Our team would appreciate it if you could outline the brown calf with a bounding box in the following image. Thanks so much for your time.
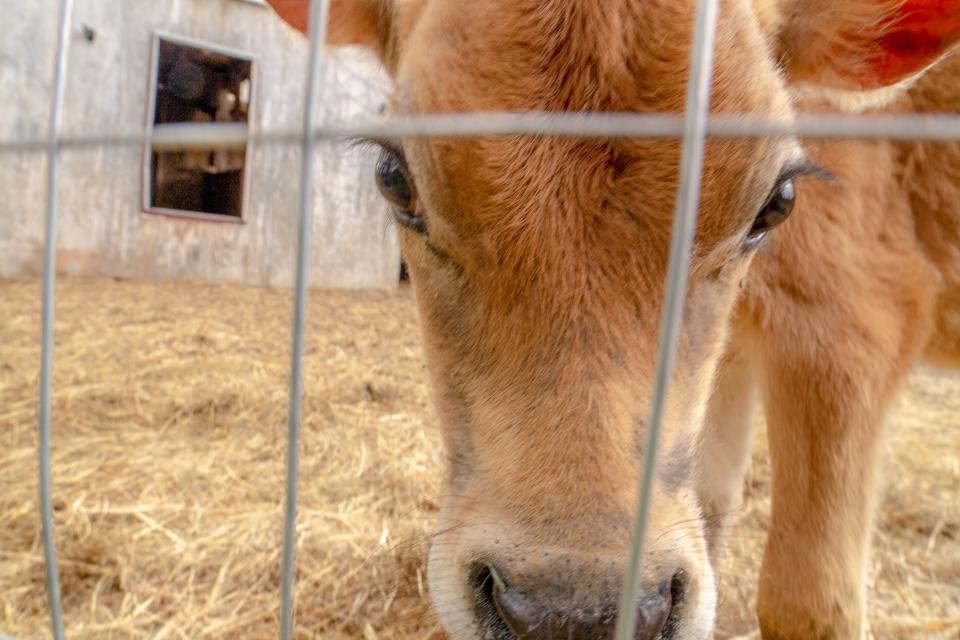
[269,1,960,638]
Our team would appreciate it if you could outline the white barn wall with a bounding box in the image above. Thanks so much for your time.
[0,0,400,289]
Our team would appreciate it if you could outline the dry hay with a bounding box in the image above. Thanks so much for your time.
[0,277,957,639]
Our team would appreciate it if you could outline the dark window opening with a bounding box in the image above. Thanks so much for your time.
[147,37,253,219]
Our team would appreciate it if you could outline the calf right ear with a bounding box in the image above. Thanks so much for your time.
[775,0,960,106]
[267,0,389,56]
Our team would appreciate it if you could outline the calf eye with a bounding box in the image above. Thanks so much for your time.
[744,178,795,250]
[375,148,425,233]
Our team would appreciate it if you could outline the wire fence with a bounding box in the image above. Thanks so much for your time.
[8,0,958,638]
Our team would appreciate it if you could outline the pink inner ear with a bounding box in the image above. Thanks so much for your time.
[267,0,310,35]
[864,0,960,87]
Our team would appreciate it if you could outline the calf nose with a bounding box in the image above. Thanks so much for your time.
[478,564,674,640]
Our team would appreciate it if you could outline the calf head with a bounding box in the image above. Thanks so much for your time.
[270,0,960,637]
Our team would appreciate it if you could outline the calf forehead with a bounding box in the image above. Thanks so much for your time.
[398,0,783,114]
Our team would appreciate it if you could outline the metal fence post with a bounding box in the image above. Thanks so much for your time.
[38,1,75,639]
[613,0,721,637]
[279,1,331,639]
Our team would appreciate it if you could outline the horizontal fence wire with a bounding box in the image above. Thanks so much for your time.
[5,112,960,154]
[613,0,719,636]
[38,0,74,639]
[279,0,331,639]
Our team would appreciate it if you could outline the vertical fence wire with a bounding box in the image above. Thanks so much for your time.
[279,1,331,638]
[613,0,720,636]
[38,1,75,639]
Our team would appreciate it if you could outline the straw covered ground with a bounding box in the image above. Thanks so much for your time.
[1,277,957,639]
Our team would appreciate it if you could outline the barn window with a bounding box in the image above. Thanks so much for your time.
[144,34,255,221]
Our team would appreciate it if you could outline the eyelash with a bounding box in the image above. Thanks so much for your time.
[350,136,402,156]
[778,161,834,185]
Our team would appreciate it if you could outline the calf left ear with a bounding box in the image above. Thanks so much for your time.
[778,0,960,93]
[266,0,388,55]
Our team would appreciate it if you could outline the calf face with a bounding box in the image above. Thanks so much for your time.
[269,0,960,637]
[371,4,794,637]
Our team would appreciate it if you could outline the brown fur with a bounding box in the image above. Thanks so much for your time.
[268,1,959,638]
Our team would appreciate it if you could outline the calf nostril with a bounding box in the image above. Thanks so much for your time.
[492,583,553,638]
[471,560,507,595]
[669,569,687,609]
[471,562,516,638]
[634,580,673,639]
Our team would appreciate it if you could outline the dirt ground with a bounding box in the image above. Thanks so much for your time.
[1,278,957,639]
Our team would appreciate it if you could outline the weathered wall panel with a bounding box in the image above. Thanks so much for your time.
[0,0,399,290]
